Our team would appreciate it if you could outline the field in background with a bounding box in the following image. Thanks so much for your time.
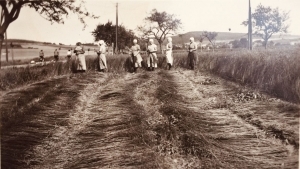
[1,43,98,63]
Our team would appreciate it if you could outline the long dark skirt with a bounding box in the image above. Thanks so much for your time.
[187,51,197,70]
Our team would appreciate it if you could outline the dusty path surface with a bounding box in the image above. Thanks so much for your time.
[1,69,299,169]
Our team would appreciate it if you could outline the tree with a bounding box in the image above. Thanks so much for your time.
[137,9,182,53]
[202,31,218,52]
[92,21,136,52]
[198,35,205,52]
[0,0,98,67]
[242,4,289,49]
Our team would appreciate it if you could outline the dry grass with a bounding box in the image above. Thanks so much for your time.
[171,47,300,103]
[1,74,87,168]
[1,72,160,168]
[165,70,298,168]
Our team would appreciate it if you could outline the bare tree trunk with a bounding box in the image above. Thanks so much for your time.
[159,43,162,54]
[0,36,3,68]
[264,40,267,49]
[5,31,8,62]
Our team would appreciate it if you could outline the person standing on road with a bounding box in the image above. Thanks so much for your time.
[74,42,86,72]
[187,37,198,70]
[130,39,142,73]
[147,39,158,71]
[54,49,59,62]
[98,40,107,72]
[39,50,45,66]
[165,37,173,70]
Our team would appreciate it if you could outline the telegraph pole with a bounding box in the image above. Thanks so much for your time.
[248,0,252,50]
[115,2,118,54]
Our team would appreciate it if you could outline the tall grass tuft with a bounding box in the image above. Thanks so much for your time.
[172,47,300,103]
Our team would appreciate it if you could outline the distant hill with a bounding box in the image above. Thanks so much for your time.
[4,32,300,47]
[5,39,49,44]
[170,31,300,44]
[3,39,98,50]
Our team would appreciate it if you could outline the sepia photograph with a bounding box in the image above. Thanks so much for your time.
[0,0,299,168]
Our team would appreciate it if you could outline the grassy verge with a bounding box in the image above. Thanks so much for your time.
[172,47,300,103]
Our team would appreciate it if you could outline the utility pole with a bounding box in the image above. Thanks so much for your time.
[115,2,118,54]
[248,0,252,50]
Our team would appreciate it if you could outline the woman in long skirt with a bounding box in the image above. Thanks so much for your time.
[98,40,107,72]
[74,42,86,72]
[165,37,173,70]
[187,37,198,70]
[130,39,142,73]
[147,39,158,71]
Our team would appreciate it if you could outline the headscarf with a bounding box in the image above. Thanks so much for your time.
[133,39,137,44]
[190,37,194,42]
[167,37,172,42]
[76,39,82,46]
[149,39,154,44]
[99,40,105,45]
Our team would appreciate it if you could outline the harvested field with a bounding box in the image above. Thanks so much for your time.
[1,68,298,168]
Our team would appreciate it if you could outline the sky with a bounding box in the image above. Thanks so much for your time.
[7,0,300,45]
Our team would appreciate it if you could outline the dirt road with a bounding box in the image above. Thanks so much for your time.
[1,69,299,168]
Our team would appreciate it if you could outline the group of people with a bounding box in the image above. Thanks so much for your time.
[38,49,61,65]
[130,36,198,72]
[38,36,198,72]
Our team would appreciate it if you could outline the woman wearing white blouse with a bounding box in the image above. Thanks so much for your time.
[187,37,198,70]
[147,39,158,71]
[98,40,107,72]
[74,42,86,72]
[165,37,173,70]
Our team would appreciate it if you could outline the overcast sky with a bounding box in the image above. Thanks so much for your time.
[8,0,300,45]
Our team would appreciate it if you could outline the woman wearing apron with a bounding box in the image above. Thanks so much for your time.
[98,40,107,72]
[130,39,142,73]
[165,37,173,70]
[147,39,158,71]
[74,42,86,72]
[187,37,198,70]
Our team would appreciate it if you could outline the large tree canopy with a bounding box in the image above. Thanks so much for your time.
[0,0,97,67]
[242,4,289,49]
[0,0,98,38]
[137,9,182,53]
[92,21,136,52]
